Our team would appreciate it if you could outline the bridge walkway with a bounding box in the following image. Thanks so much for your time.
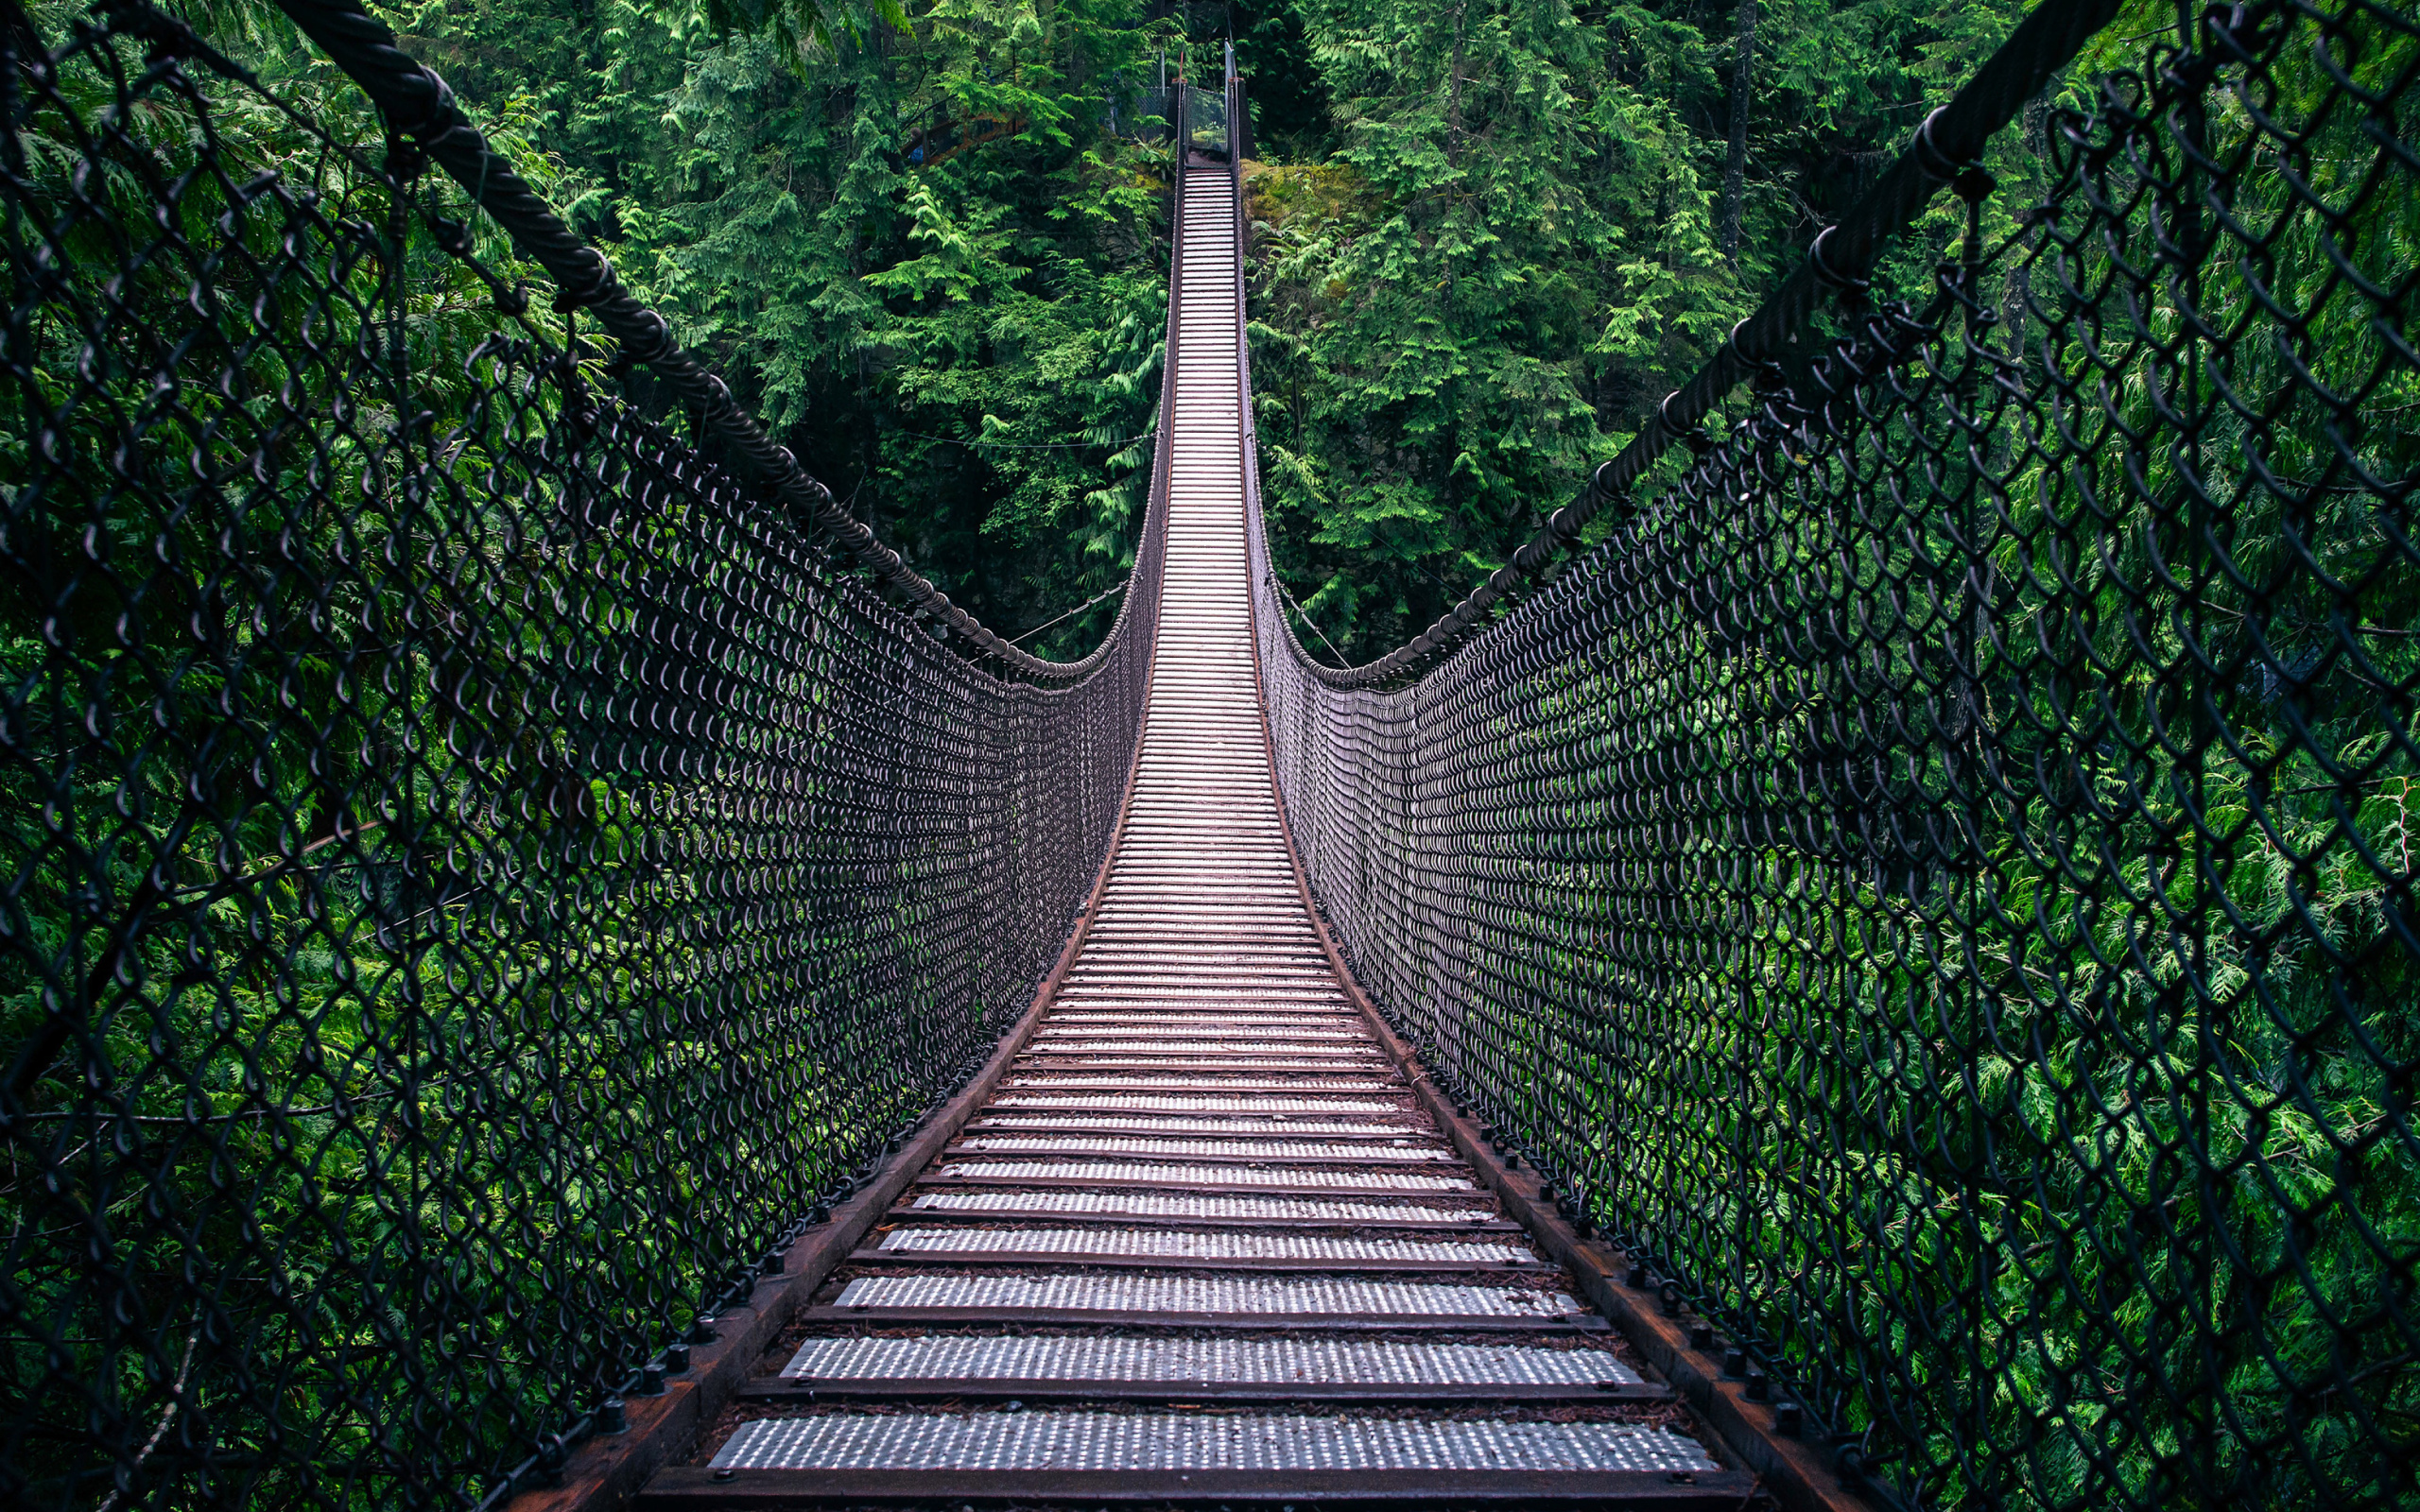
[635,156,1737,1509]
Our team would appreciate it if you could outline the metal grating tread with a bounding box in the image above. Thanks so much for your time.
[907,1191,1492,1222]
[1017,1057,1391,1071]
[1036,1024,1369,1040]
[874,1226,1534,1263]
[1025,1044,1387,1059]
[991,1093,1406,1113]
[713,1412,1716,1473]
[1006,1075,1404,1091]
[1047,1010,1357,1024]
[938,1160,1476,1190]
[775,1335,1640,1386]
[831,1273,1583,1317]
[971,1114,1412,1136]
[954,1135,1452,1160]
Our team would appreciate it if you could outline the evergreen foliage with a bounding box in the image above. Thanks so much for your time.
[1242,0,2037,658]
[223,0,2047,666]
[368,0,1180,660]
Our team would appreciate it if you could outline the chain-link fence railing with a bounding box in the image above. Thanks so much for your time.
[1248,1,2416,1506]
[0,3,1164,1505]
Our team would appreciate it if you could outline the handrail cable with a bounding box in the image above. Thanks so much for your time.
[1267,570,1347,665]
[1009,579,1131,644]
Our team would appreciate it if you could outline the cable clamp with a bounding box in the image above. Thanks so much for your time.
[1910,107,1977,182]
[1727,318,1785,388]
[1807,226,1870,296]
[553,247,615,310]
[1656,391,1716,456]
[386,66,461,149]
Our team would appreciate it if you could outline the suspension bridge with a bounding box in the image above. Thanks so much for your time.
[2,1,2412,1510]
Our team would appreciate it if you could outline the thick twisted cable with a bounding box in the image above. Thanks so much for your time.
[269,0,1132,683]
[1289,0,2124,689]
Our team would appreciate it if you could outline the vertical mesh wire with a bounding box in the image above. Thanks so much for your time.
[0,7,1158,1506]
[1251,2,2416,1505]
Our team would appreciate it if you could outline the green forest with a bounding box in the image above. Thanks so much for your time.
[4,0,2413,1507]
[197,0,2049,661]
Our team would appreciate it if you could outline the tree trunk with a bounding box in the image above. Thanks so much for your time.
[1719,0,1757,266]
[1997,88,2051,392]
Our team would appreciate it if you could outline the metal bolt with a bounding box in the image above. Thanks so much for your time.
[1776,1402,1804,1435]
[664,1343,691,1373]
[1625,1263,1650,1288]
[1746,1369,1771,1400]
[637,1365,666,1396]
[596,1397,627,1434]
[1723,1349,1748,1378]
[689,1316,717,1345]
[1689,1324,1714,1351]
[711,1467,735,1483]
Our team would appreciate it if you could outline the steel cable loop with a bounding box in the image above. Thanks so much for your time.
[0,4,1169,1505]
[1249,1,2419,1506]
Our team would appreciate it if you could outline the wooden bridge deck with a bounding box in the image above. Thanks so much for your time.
[634,158,1739,1509]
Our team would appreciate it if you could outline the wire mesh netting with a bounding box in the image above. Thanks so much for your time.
[0,5,1159,1505]
[1185,78,1230,159]
[1251,1,2415,1506]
